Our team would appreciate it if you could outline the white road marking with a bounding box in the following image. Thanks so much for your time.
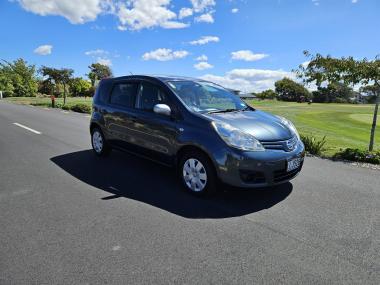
[43,107,50,110]
[13,123,41,134]
[85,115,91,118]
[61,111,69,114]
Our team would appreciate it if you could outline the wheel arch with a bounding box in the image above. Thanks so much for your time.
[90,122,101,133]
[176,145,218,176]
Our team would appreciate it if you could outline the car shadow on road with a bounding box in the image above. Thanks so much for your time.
[51,150,293,219]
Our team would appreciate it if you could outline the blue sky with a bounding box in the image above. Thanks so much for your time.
[1,0,379,92]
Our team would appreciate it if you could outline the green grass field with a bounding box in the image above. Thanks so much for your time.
[4,96,92,108]
[4,96,379,156]
[247,100,379,156]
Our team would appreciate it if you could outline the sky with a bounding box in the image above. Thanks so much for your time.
[0,0,379,92]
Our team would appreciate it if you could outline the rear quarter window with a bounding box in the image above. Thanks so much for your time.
[94,80,112,104]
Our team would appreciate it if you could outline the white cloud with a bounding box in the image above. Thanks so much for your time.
[194,61,213,70]
[117,25,128,31]
[15,0,195,30]
[116,0,188,30]
[85,49,108,56]
[231,50,269,61]
[301,61,311,68]
[352,0,358,3]
[142,48,189,61]
[231,8,239,13]
[34,45,53,55]
[16,0,103,24]
[97,57,112,66]
[312,0,320,6]
[179,7,193,19]
[194,13,214,23]
[196,54,208,61]
[161,21,189,29]
[190,36,219,45]
[85,48,112,66]
[190,0,215,12]
[201,68,293,92]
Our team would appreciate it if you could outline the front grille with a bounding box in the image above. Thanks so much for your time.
[261,141,285,150]
[261,136,298,152]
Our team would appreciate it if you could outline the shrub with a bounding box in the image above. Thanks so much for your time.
[69,103,91,113]
[300,134,326,155]
[62,105,70,110]
[333,148,380,164]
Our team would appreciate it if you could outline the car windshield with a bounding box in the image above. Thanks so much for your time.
[167,80,248,113]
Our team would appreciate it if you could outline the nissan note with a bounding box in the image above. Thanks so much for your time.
[90,75,305,195]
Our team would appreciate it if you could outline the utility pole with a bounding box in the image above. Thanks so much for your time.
[369,91,379,151]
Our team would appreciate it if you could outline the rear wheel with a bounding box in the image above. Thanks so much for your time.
[178,150,216,196]
[91,127,111,157]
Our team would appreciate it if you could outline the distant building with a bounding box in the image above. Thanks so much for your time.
[239,93,257,100]
[350,92,367,104]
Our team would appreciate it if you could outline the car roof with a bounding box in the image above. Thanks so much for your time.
[105,75,207,84]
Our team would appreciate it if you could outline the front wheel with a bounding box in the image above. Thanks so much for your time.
[91,127,111,157]
[178,151,216,196]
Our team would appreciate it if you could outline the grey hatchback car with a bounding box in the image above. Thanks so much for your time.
[90,75,305,195]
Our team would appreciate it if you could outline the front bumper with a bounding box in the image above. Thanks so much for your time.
[215,141,305,188]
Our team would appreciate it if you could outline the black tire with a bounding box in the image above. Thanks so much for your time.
[91,127,111,157]
[178,150,217,196]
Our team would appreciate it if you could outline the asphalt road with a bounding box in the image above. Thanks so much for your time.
[0,101,379,285]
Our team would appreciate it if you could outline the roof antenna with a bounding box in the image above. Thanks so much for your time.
[129,71,134,75]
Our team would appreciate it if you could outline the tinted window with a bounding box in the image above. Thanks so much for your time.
[94,79,112,104]
[110,83,138,108]
[167,81,247,113]
[136,83,167,111]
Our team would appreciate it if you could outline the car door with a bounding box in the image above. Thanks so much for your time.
[105,80,140,150]
[132,81,181,164]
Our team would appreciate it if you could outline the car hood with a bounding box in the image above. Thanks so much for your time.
[204,110,293,141]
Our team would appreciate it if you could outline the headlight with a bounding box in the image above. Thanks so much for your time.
[212,121,265,151]
[277,116,300,139]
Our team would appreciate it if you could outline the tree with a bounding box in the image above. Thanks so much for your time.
[0,58,38,97]
[275,78,311,102]
[40,66,73,105]
[0,68,14,97]
[361,85,380,104]
[256,89,277,100]
[312,82,354,103]
[87,63,112,87]
[297,51,380,151]
[69,77,92,97]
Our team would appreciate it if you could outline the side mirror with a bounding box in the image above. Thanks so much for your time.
[153,104,171,116]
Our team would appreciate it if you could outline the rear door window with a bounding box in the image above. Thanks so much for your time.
[110,82,138,108]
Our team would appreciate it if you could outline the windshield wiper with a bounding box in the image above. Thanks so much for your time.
[207,108,240,114]
[207,106,253,114]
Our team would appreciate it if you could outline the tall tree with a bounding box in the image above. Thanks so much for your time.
[69,77,92,97]
[312,82,355,103]
[275,78,311,102]
[87,63,113,87]
[40,66,74,105]
[256,89,277,100]
[297,51,380,151]
[0,58,38,97]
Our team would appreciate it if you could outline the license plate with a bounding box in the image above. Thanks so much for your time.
[287,158,302,172]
